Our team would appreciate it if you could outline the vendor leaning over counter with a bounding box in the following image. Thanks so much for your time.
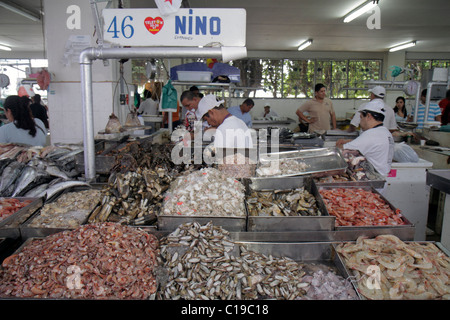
[196,94,254,148]
[337,99,394,178]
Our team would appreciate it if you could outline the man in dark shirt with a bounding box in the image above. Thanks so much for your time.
[30,94,49,129]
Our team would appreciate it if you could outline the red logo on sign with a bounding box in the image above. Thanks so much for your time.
[144,17,164,34]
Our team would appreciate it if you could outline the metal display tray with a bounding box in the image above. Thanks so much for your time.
[315,159,386,189]
[0,198,43,239]
[234,241,360,299]
[244,176,335,232]
[20,188,100,240]
[257,147,347,178]
[316,185,415,235]
[334,241,450,300]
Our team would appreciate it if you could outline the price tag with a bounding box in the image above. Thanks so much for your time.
[103,8,246,47]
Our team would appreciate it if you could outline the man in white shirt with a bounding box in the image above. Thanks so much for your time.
[349,86,398,133]
[196,95,254,148]
[340,99,394,177]
[261,103,278,119]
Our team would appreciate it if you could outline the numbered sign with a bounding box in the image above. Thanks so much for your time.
[103,8,246,47]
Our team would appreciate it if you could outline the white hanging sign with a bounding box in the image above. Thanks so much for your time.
[102,8,246,47]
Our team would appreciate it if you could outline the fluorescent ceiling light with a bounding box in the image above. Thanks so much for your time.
[0,44,12,51]
[0,0,41,22]
[298,39,313,51]
[389,41,416,52]
[344,1,378,23]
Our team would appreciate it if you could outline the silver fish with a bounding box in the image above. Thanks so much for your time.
[45,165,70,180]
[11,166,38,197]
[0,161,25,195]
[24,183,49,198]
[40,180,91,200]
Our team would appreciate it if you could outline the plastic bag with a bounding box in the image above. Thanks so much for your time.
[160,80,178,112]
[393,142,419,163]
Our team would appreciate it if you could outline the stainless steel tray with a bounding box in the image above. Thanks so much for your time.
[257,147,347,178]
[316,185,415,235]
[334,240,449,300]
[315,158,386,189]
[20,188,99,240]
[244,176,335,232]
[235,241,360,299]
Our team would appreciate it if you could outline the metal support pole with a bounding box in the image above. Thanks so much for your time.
[80,46,246,181]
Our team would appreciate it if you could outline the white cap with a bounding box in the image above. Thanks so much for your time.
[368,86,386,98]
[264,102,271,108]
[196,94,225,119]
[360,99,386,115]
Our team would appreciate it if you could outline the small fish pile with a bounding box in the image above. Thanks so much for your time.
[319,188,405,226]
[217,153,256,178]
[337,235,450,300]
[157,221,309,300]
[0,198,33,222]
[88,167,173,225]
[247,188,322,217]
[256,158,309,177]
[28,189,103,228]
[0,223,159,299]
[162,168,246,217]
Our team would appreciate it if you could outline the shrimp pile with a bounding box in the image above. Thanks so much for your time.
[337,235,450,300]
[0,223,159,299]
[319,188,404,226]
[0,198,33,222]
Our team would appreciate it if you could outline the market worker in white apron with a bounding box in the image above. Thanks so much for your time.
[196,95,254,149]
[338,99,394,177]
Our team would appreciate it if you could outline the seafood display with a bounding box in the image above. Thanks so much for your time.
[162,168,246,217]
[0,198,33,222]
[88,167,173,225]
[158,222,356,300]
[158,221,308,300]
[315,154,383,183]
[337,235,450,300]
[0,223,159,299]
[256,159,309,177]
[319,187,405,227]
[247,188,322,217]
[27,189,103,228]
[0,144,83,198]
[217,153,256,178]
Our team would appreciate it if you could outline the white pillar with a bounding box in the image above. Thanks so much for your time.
[43,0,131,144]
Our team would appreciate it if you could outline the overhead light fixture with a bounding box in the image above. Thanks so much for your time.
[389,41,416,52]
[298,39,313,51]
[0,0,41,22]
[0,44,12,51]
[343,0,378,23]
